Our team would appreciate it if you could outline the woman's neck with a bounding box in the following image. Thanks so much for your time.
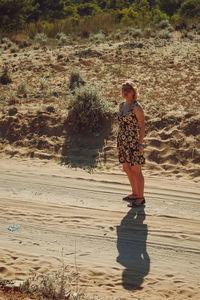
[125,98,136,105]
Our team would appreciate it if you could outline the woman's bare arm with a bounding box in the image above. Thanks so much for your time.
[134,105,145,147]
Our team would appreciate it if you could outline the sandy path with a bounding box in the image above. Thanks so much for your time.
[0,158,200,299]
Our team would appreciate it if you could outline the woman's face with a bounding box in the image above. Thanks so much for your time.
[122,84,134,101]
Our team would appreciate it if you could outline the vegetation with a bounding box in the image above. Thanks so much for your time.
[20,261,82,299]
[67,80,112,133]
[0,1,199,36]
[0,67,12,85]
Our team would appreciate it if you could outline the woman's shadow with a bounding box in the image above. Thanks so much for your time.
[116,206,150,290]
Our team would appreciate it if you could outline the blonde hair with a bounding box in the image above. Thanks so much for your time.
[122,81,137,101]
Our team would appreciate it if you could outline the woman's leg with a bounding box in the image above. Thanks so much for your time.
[123,162,139,196]
[130,165,144,200]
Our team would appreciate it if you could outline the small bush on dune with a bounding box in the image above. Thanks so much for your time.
[130,28,142,38]
[0,67,12,85]
[17,81,28,96]
[159,19,171,29]
[20,263,75,299]
[10,44,19,53]
[34,32,48,46]
[158,29,171,39]
[69,69,85,90]
[56,32,69,44]
[90,31,105,43]
[67,85,112,133]
[1,37,11,44]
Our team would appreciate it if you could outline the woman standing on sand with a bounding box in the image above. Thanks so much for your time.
[117,82,145,207]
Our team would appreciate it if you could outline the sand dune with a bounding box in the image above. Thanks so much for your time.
[0,32,200,181]
[0,157,200,299]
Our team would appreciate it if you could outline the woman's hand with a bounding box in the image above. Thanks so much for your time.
[138,146,144,154]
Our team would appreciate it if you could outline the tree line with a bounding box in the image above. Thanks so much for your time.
[0,0,199,33]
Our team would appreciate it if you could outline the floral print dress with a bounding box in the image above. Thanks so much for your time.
[117,101,145,166]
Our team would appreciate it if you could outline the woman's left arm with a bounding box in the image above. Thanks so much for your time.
[134,105,145,153]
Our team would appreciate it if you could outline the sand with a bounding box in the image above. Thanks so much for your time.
[0,30,200,299]
[0,157,200,299]
[0,31,200,181]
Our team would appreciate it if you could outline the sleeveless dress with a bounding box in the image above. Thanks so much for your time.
[117,101,145,166]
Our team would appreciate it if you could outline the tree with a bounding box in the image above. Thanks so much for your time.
[158,0,180,16]
[77,3,102,16]
[180,0,200,18]
[33,0,65,19]
[0,0,38,31]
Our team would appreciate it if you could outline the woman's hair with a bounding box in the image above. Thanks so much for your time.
[122,81,137,101]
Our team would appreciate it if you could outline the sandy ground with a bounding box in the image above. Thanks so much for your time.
[0,157,200,299]
[0,32,200,181]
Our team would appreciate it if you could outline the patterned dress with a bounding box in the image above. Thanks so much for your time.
[117,101,145,166]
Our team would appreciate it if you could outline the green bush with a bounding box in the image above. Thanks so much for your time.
[151,6,169,25]
[77,3,102,17]
[158,0,180,17]
[67,85,112,133]
[180,0,200,18]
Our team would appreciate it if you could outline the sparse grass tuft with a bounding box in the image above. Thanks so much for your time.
[17,81,28,97]
[40,77,48,90]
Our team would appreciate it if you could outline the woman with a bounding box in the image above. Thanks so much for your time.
[117,82,145,207]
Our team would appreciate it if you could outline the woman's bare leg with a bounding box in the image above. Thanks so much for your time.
[130,165,144,201]
[123,162,139,197]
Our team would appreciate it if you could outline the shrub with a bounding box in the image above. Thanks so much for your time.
[67,85,112,133]
[69,69,85,90]
[0,67,12,85]
[33,42,40,50]
[1,37,11,44]
[159,19,171,29]
[20,263,75,299]
[115,29,121,39]
[151,7,169,25]
[40,77,48,90]
[34,32,48,45]
[143,27,155,38]
[180,0,200,18]
[56,32,68,44]
[130,28,142,38]
[77,3,102,17]
[17,81,28,96]
[10,44,19,53]
[90,31,105,43]
[158,29,171,39]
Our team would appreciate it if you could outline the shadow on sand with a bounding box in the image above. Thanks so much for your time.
[61,120,113,169]
[116,206,150,290]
